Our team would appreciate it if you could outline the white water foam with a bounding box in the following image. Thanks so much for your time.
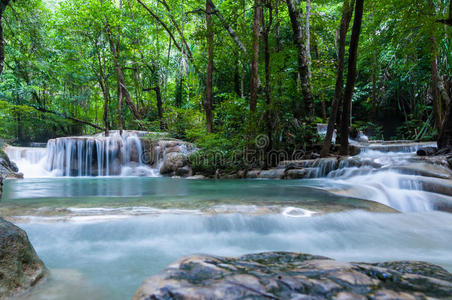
[4,131,160,178]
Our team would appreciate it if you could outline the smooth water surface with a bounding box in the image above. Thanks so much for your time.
[1,177,392,217]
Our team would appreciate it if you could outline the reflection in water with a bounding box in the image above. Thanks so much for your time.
[1,178,393,216]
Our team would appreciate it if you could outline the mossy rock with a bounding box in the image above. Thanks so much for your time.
[134,252,452,300]
[0,218,47,298]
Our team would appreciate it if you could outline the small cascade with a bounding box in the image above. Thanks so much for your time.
[300,141,452,212]
[4,146,50,177]
[5,131,162,178]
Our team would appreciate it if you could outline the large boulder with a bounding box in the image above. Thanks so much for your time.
[154,141,195,177]
[133,252,452,300]
[0,218,46,298]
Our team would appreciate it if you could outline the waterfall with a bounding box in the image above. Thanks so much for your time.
[300,141,451,212]
[3,146,49,178]
[5,131,161,178]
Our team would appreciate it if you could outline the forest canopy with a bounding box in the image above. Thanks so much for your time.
[0,0,451,162]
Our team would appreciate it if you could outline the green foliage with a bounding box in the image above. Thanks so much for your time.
[0,0,450,150]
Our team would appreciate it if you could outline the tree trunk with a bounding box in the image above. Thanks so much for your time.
[263,0,273,167]
[429,0,442,131]
[98,78,110,136]
[286,0,314,118]
[437,0,452,150]
[250,0,261,113]
[339,0,364,156]
[205,0,214,133]
[370,50,377,121]
[438,81,452,149]
[96,50,110,136]
[118,78,124,134]
[154,84,164,130]
[306,0,312,79]
[320,0,355,158]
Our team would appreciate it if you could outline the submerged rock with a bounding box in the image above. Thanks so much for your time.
[133,252,452,300]
[0,218,46,298]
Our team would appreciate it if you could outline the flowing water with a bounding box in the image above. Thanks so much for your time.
[4,131,159,178]
[2,137,452,300]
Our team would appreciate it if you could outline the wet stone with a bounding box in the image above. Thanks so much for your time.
[133,252,452,300]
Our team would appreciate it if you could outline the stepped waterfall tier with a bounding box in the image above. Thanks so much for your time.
[3,131,195,178]
[46,131,149,176]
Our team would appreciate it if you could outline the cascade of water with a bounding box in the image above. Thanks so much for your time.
[3,146,50,177]
[302,141,451,213]
[5,131,162,178]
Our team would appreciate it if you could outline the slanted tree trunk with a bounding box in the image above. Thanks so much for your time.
[204,0,214,133]
[320,0,355,158]
[286,0,314,118]
[339,0,364,156]
[207,0,247,55]
[250,0,261,113]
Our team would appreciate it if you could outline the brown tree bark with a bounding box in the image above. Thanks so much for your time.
[250,0,261,113]
[339,0,364,156]
[205,0,214,133]
[286,0,315,118]
[262,0,273,166]
[320,0,355,158]
[438,81,452,149]
[429,0,442,131]
[306,0,312,79]
[436,0,452,150]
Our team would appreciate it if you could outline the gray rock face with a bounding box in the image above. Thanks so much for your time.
[0,218,46,298]
[149,140,195,177]
[133,252,452,300]
[0,149,23,179]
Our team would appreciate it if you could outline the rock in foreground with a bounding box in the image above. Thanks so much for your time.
[134,252,452,300]
[0,218,46,298]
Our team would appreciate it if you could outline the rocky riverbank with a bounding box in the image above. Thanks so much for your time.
[0,218,46,298]
[134,251,452,300]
